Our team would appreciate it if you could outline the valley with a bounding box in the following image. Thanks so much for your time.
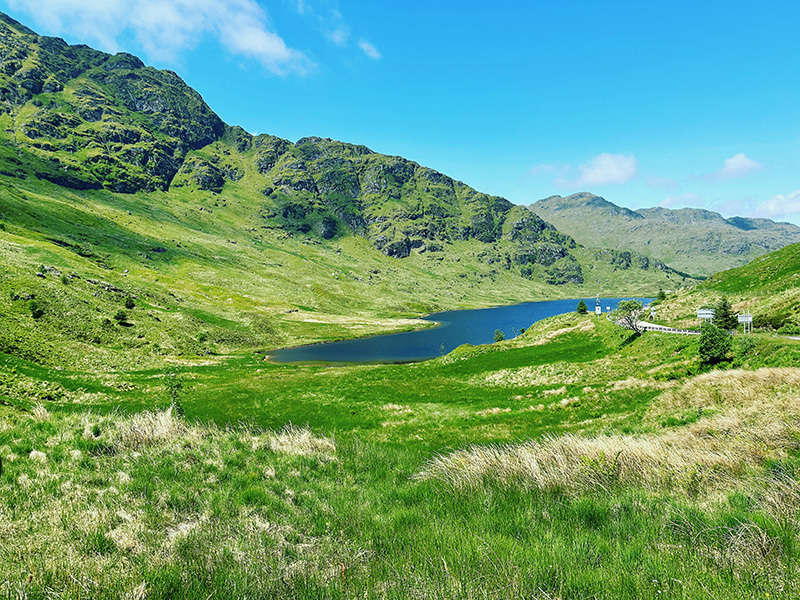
[0,10,799,600]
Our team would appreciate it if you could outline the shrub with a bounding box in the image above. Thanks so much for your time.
[699,323,732,365]
[28,299,44,319]
[576,300,588,314]
[124,296,135,310]
[493,329,505,342]
[113,309,128,323]
[735,335,756,363]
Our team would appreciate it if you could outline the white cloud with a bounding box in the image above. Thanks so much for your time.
[714,153,763,180]
[660,193,704,209]
[558,153,637,188]
[7,0,312,75]
[326,27,350,47]
[754,191,800,220]
[358,39,381,60]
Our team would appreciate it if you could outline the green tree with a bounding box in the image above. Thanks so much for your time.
[612,299,644,334]
[576,299,588,314]
[715,296,737,330]
[124,296,135,310]
[699,323,732,365]
[656,288,667,302]
[493,329,505,342]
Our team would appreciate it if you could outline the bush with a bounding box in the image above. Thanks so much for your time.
[28,299,44,319]
[124,296,135,310]
[735,335,756,364]
[576,300,588,314]
[113,309,128,323]
[493,329,505,342]
[699,323,732,365]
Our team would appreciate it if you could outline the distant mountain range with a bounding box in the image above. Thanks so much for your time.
[529,193,800,276]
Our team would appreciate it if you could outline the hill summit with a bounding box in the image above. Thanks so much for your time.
[530,193,800,276]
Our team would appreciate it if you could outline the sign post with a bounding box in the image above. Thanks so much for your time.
[738,313,753,335]
[697,309,715,328]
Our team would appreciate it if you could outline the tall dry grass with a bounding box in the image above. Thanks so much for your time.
[418,367,800,512]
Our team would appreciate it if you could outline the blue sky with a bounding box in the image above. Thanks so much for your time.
[2,0,800,224]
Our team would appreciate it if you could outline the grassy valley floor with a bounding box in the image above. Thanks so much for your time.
[2,312,800,598]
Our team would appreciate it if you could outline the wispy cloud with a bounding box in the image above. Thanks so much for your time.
[289,0,379,59]
[660,193,704,209]
[8,0,312,75]
[713,153,763,181]
[530,164,561,177]
[556,153,637,188]
[754,191,800,220]
[358,39,381,60]
[326,27,350,47]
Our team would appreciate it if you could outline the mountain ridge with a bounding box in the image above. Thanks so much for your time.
[530,193,800,276]
[0,12,685,291]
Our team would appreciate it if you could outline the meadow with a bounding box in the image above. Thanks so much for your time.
[2,309,800,599]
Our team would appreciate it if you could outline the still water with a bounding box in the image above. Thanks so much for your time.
[270,298,646,364]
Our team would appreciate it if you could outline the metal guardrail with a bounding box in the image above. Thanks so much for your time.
[638,324,700,335]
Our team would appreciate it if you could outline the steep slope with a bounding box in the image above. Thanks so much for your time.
[530,193,800,276]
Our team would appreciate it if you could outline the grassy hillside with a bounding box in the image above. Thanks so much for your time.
[652,242,800,333]
[530,193,800,277]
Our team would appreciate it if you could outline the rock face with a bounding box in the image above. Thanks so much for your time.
[0,13,224,193]
[252,135,573,254]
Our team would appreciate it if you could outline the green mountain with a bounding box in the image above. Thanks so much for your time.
[529,193,800,277]
[0,13,689,368]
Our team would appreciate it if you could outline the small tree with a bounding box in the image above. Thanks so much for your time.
[656,288,667,302]
[715,296,737,330]
[124,296,135,310]
[576,299,588,314]
[493,329,505,342]
[612,299,644,334]
[699,323,732,365]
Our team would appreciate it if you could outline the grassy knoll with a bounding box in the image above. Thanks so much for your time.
[3,310,800,598]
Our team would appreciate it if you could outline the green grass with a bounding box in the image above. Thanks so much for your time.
[2,378,799,599]
[2,304,800,598]
[651,242,800,333]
